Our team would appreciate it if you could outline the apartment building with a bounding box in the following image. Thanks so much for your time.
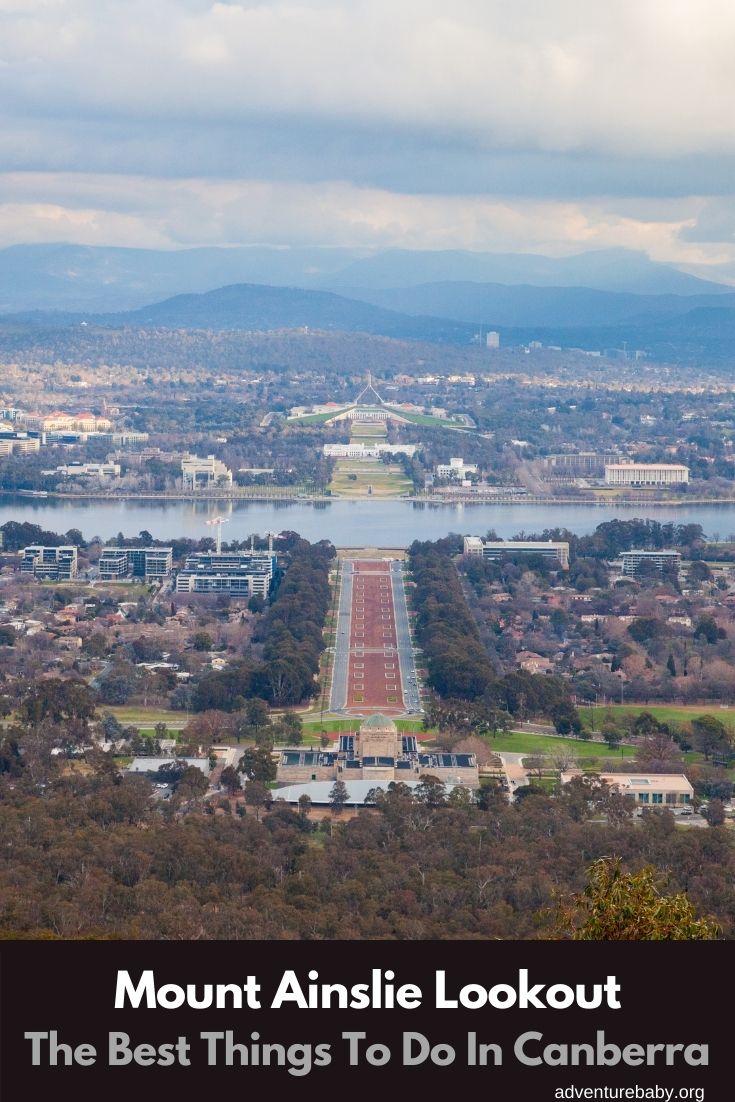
[620,549,682,577]
[21,545,78,581]
[175,550,276,596]
[98,547,173,581]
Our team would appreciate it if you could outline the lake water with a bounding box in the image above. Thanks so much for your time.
[4,496,735,546]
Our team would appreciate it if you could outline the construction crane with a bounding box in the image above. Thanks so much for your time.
[205,515,230,554]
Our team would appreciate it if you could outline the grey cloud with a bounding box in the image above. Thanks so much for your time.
[1,1,735,261]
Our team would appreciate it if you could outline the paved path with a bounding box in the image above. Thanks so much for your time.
[329,554,421,717]
[497,751,529,801]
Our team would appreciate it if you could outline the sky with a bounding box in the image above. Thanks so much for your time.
[2,0,735,276]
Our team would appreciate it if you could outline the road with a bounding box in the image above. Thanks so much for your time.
[329,559,353,712]
[390,560,421,714]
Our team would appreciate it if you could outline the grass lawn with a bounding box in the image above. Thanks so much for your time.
[105,706,186,727]
[386,408,465,429]
[301,717,422,733]
[351,422,387,438]
[328,459,413,498]
[486,731,638,760]
[287,411,339,425]
[589,704,735,728]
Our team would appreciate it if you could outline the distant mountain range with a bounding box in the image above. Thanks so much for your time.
[6,279,735,365]
[0,243,730,314]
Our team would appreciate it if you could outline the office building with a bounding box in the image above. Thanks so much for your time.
[181,454,232,489]
[486,331,500,349]
[620,550,681,577]
[51,462,121,478]
[463,536,570,569]
[0,432,40,456]
[21,545,78,581]
[98,547,173,581]
[604,463,689,486]
[544,451,623,473]
[436,457,478,480]
[175,550,276,596]
[323,442,417,458]
[561,772,693,808]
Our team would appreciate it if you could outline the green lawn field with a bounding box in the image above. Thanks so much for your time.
[486,731,638,760]
[328,459,413,498]
[589,704,735,728]
[105,707,186,727]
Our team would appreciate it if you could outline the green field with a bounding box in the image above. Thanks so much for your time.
[328,459,413,498]
[588,704,735,728]
[486,731,638,760]
[350,422,388,438]
[105,707,186,727]
[301,717,420,733]
[287,411,338,425]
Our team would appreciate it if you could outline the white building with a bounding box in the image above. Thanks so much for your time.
[604,463,689,486]
[486,331,500,349]
[436,457,478,480]
[323,442,417,459]
[181,454,232,489]
[51,462,121,478]
[620,550,681,577]
[561,772,693,809]
[20,545,78,581]
[464,536,570,569]
[98,547,173,580]
[175,550,276,596]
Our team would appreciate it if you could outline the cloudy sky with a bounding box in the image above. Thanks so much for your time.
[2,0,735,275]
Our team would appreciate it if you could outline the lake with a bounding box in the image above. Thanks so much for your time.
[3,496,735,545]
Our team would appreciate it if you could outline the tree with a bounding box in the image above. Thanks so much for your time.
[220,765,241,793]
[666,653,677,678]
[690,715,732,761]
[21,678,96,727]
[193,631,213,652]
[297,793,312,818]
[277,713,303,746]
[702,799,726,827]
[328,779,349,816]
[244,779,271,820]
[98,673,134,706]
[555,858,720,940]
[238,746,277,783]
[414,774,446,808]
[694,616,723,645]
[601,722,623,751]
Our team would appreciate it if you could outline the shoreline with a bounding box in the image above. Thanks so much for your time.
[3,489,735,508]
